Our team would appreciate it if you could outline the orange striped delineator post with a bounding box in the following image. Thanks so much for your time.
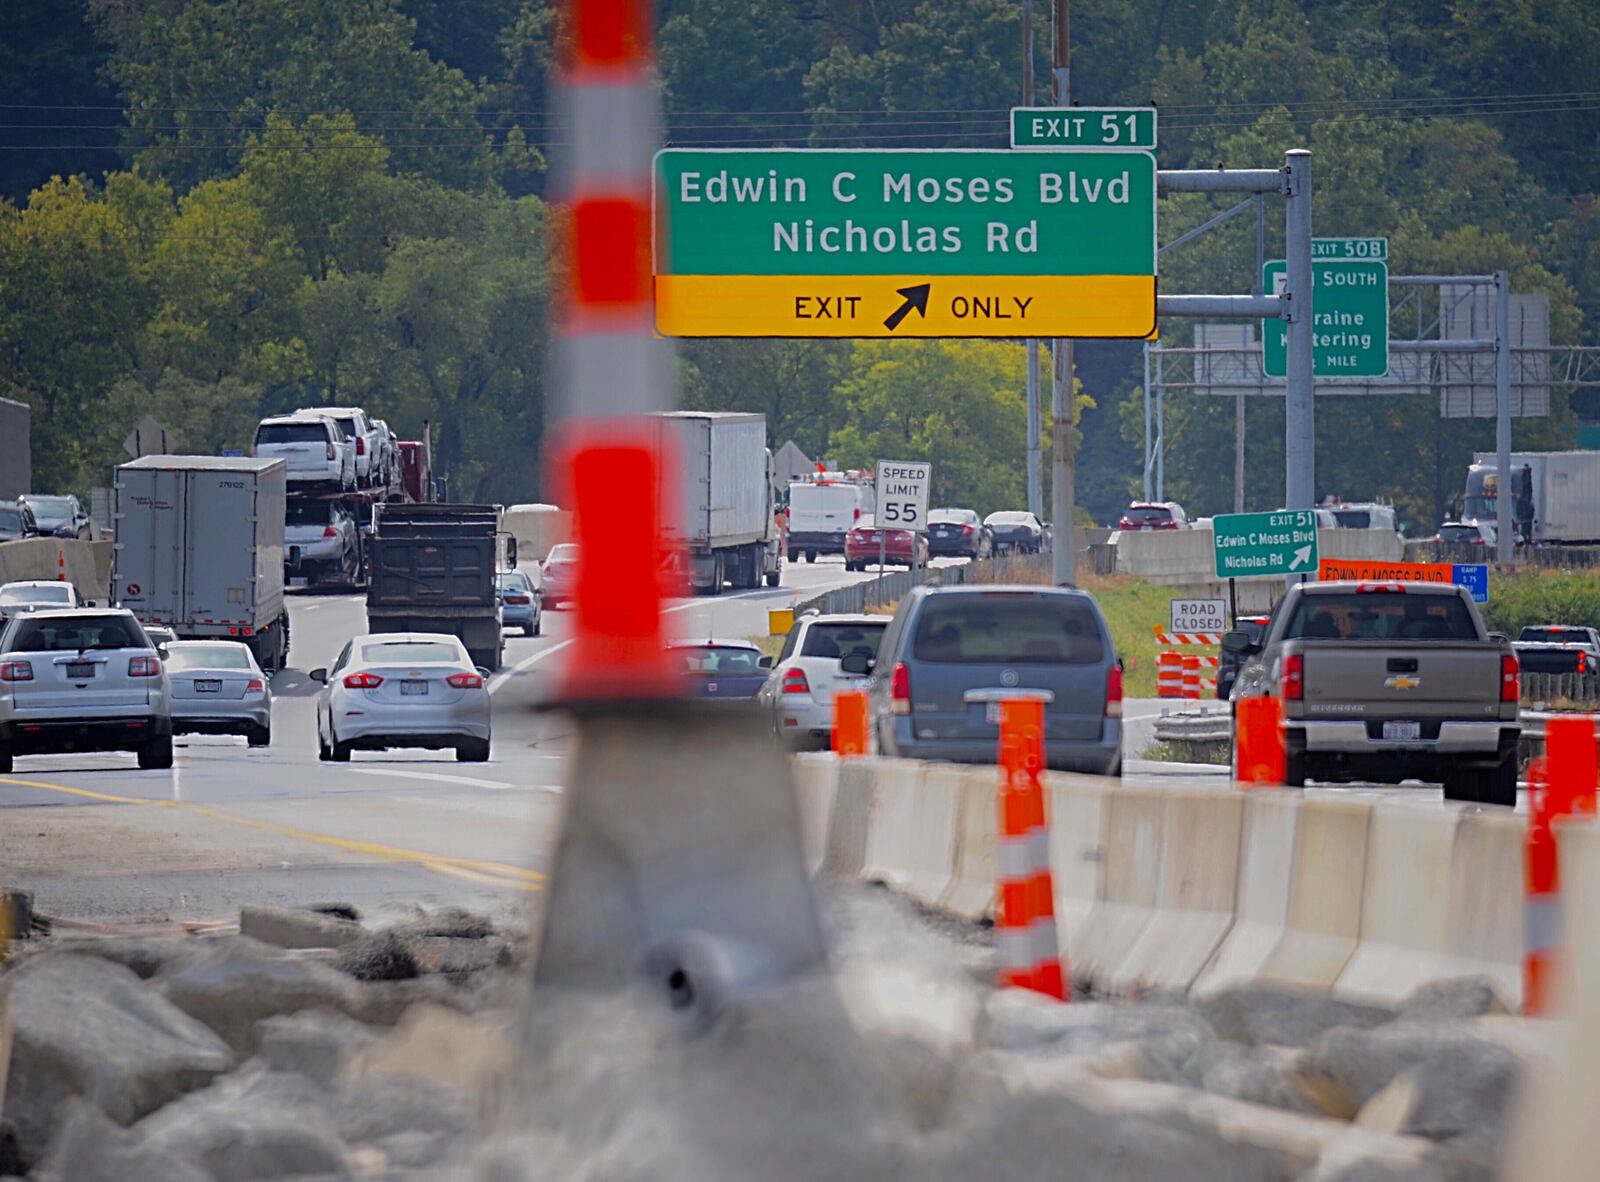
[832,690,869,757]
[1234,695,1286,786]
[56,548,66,582]
[997,696,1066,1000]
[1180,653,1201,700]
[1156,651,1183,698]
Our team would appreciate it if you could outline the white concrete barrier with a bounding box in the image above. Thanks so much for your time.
[790,753,840,874]
[1191,791,1301,998]
[1259,795,1371,989]
[1442,807,1524,1009]
[941,765,998,920]
[863,762,962,908]
[1066,784,1164,989]
[821,756,884,879]
[1109,787,1243,995]
[0,538,111,602]
[501,504,571,564]
[1044,772,1110,955]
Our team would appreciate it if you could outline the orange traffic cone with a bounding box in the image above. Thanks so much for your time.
[997,696,1066,1000]
[832,690,868,757]
[1235,696,1286,786]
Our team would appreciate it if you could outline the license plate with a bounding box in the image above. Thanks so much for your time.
[195,679,222,693]
[1382,721,1421,741]
[66,662,94,679]
[401,680,429,696]
[986,703,1001,725]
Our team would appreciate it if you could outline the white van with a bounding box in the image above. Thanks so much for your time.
[787,479,875,562]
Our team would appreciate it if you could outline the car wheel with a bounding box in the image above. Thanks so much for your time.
[331,736,353,762]
[0,745,11,774]
[317,733,332,761]
[138,733,174,770]
[1283,743,1309,788]
[524,621,536,637]
[457,737,491,763]
[765,570,781,587]
[247,724,271,748]
[805,551,816,564]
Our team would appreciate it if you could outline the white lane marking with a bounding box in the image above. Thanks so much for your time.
[347,767,517,791]
[488,639,573,695]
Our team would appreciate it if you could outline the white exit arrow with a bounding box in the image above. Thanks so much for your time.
[1288,544,1313,571]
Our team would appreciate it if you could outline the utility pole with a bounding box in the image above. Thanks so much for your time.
[1283,149,1314,518]
[1050,0,1074,585]
[1023,0,1042,520]
[1495,268,1513,568]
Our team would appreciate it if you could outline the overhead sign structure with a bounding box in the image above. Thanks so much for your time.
[1263,237,1389,378]
[875,460,932,530]
[1212,510,1320,580]
[654,149,1157,339]
[1318,558,1490,603]
[1170,597,1228,635]
[1010,106,1157,151]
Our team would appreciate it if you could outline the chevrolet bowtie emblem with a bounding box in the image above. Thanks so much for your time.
[1384,675,1421,690]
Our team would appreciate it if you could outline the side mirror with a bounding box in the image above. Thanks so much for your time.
[758,655,773,668]
[840,651,873,676]
[1221,630,1254,654]
[476,667,491,679]
[156,645,169,659]
[309,667,329,684]
[85,600,97,608]
[507,538,519,565]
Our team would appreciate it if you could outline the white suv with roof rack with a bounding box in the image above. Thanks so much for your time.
[296,406,383,488]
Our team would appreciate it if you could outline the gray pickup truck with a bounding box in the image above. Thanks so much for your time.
[1226,581,1519,805]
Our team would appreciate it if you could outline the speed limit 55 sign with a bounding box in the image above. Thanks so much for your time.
[875,460,932,531]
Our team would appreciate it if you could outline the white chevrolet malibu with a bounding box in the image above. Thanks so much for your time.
[311,633,490,763]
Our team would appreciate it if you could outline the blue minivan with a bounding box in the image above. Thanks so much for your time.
[845,584,1122,775]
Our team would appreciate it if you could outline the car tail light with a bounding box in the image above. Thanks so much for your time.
[1106,663,1123,717]
[782,668,809,695]
[128,656,161,677]
[890,661,911,715]
[323,526,338,538]
[1283,653,1304,701]
[962,524,974,535]
[1579,651,1589,674]
[447,672,484,689]
[355,435,365,455]
[0,660,33,682]
[1501,654,1519,702]
[1118,517,1134,529]
[326,442,336,461]
[245,678,265,693]
[504,594,530,605]
[344,672,383,689]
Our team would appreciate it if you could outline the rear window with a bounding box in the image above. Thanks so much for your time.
[1520,627,1587,643]
[497,572,532,591]
[257,421,329,445]
[987,512,1035,527]
[1438,525,1482,543]
[285,500,334,525]
[360,641,461,663]
[546,544,578,563]
[1281,592,1479,641]
[928,510,975,525]
[912,594,1106,664]
[7,615,146,653]
[1332,509,1372,529]
[329,417,358,438]
[673,645,764,675]
[166,644,253,671]
[1123,506,1172,523]
[801,622,886,660]
[0,584,72,605]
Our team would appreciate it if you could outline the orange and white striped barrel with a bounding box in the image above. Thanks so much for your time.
[1525,756,1560,1015]
[997,695,1066,1000]
[1180,653,1201,700]
[1156,651,1183,698]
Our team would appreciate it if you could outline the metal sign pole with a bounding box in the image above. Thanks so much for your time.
[1495,268,1513,568]
[1283,149,1315,517]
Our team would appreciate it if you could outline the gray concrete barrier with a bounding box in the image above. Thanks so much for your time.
[0,538,112,602]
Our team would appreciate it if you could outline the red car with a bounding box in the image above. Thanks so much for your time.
[844,516,928,571]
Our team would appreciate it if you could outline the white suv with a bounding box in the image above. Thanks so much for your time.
[253,414,355,490]
[297,406,383,487]
[0,608,173,771]
[756,612,889,749]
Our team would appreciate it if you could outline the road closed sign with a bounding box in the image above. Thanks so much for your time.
[875,460,931,530]
[1170,598,1227,634]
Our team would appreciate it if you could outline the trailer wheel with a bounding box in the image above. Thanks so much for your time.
[765,569,781,588]
[804,551,816,564]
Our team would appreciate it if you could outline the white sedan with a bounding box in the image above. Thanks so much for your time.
[311,633,490,763]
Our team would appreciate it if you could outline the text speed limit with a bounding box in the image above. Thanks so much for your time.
[875,459,932,531]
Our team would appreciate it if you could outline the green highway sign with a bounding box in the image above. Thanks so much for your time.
[1212,510,1320,580]
[1010,107,1157,150]
[653,149,1157,339]
[1263,237,1389,378]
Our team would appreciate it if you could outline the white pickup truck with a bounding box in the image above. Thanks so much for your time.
[1227,581,1520,805]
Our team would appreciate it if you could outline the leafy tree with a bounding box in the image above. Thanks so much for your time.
[679,340,850,459]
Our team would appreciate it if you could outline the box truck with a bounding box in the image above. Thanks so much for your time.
[652,412,781,595]
[113,456,290,670]
[1464,451,1600,544]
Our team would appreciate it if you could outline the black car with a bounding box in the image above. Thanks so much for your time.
[925,508,992,559]
[0,501,39,542]
[983,510,1045,554]
[1218,615,1270,700]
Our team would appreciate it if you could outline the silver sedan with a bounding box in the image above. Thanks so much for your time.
[311,633,491,763]
[164,640,273,747]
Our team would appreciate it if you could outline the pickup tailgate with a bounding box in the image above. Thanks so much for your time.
[1515,643,1590,675]
[1300,641,1505,719]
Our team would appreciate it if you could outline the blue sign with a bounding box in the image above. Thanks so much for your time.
[1451,563,1489,603]
[221,448,243,457]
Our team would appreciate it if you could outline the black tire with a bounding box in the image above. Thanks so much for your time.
[456,737,491,763]
[532,617,542,636]
[804,551,816,564]
[765,570,781,587]
[523,621,536,637]
[331,737,353,762]
[138,733,174,770]
[1283,742,1309,788]
[0,746,11,774]
[317,734,332,761]
[247,724,271,748]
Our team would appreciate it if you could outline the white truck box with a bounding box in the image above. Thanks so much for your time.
[650,412,778,593]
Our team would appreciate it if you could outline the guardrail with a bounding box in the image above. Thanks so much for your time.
[790,550,1055,617]
[1405,539,1600,569]
[1522,672,1600,707]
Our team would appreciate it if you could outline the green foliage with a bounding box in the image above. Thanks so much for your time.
[1479,569,1600,641]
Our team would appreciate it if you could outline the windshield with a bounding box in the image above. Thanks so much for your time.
[360,641,462,664]
[1281,592,1479,641]
[1122,506,1172,523]
[673,645,764,675]
[1332,509,1372,528]
[800,622,885,660]
[0,585,72,606]
[546,544,578,563]
[165,643,254,671]
[6,615,146,653]
[913,594,1105,664]
[257,421,329,445]
[27,496,73,518]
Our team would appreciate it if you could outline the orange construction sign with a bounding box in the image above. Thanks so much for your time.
[1317,558,1455,584]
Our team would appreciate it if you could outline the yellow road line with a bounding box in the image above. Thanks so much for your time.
[0,774,544,892]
